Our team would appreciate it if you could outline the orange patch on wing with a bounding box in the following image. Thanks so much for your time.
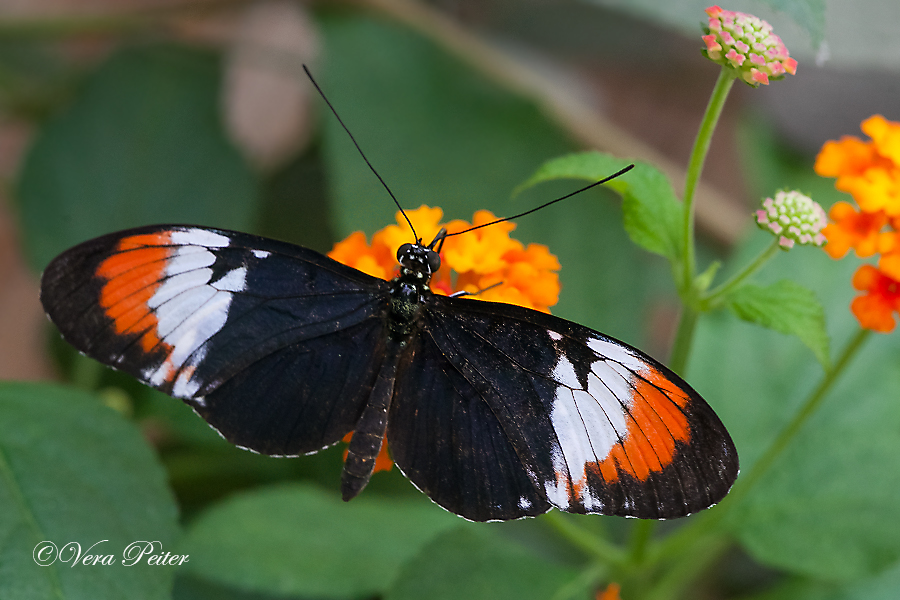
[117,232,173,250]
[588,366,691,483]
[96,232,173,354]
[96,246,168,279]
[98,259,167,309]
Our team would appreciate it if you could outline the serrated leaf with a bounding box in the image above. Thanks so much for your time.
[17,45,259,272]
[179,483,461,599]
[516,151,683,261]
[386,527,581,600]
[0,382,180,600]
[726,280,830,368]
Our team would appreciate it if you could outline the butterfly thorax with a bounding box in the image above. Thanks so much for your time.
[388,242,438,343]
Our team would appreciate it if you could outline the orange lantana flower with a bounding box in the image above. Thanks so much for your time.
[815,115,900,217]
[817,115,900,332]
[328,205,562,312]
[851,265,900,333]
[821,201,886,259]
[332,205,562,471]
[597,582,622,600]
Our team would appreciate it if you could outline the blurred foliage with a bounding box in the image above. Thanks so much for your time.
[17,45,259,271]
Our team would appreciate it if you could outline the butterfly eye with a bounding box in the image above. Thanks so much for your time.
[426,249,441,273]
[397,243,413,262]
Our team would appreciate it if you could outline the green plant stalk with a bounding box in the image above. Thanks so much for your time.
[725,326,872,505]
[645,533,729,600]
[552,562,608,600]
[680,68,737,295]
[644,327,873,594]
[668,68,737,375]
[543,511,626,567]
[668,304,699,376]
[700,239,781,310]
[627,518,655,565]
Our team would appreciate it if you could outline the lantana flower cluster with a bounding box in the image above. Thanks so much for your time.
[331,205,562,471]
[755,190,827,249]
[329,205,562,313]
[701,5,797,87]
[817,115,900,332]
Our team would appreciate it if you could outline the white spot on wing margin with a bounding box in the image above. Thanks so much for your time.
[171,228,230,248]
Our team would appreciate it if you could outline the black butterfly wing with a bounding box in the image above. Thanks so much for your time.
[40,225,391,456]
[388,294,738,521]
[388,327,553,521]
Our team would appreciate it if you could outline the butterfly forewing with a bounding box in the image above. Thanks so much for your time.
[393,294,738,520]
[40,225,392,455]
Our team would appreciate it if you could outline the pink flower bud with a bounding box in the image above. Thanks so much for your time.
[701,6,797,87]
[756,190,827,250]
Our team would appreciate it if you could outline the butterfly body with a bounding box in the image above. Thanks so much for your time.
[41,224,738,522]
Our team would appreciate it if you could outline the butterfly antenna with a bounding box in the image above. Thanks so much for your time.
[303,65,417,240]
[444,164,635,238]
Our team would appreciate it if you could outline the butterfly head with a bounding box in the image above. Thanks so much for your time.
[397,228,445,278]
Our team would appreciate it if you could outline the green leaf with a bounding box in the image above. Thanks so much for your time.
[689,236,900,581]
[738,577,838,600]
[17,45,259,272]
[179,483,461,598]
[836,559,900,599]
[386,527,581,600]
[744,560,900,600]
[516,151,684,261]
[726,280,830,368]
[0,382,180,600]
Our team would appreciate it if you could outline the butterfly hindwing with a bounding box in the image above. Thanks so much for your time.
[390,294,738,521]
[197,317,388,455]
[388,326,553,521]
[40,225,392,455]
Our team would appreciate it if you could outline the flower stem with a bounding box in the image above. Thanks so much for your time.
[627,518,655,565]
[644,533,729,600]
[668,305,699,376]
[700,239,781,309]
[645,327,872,587]
[726,326,872,504]
[680,68,737,294]
[543,511,626,567]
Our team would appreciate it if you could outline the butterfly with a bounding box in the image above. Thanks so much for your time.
[40,218,738,522]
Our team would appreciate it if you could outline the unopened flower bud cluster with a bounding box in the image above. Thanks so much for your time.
[755,190,827,250]
[701,5,797,86]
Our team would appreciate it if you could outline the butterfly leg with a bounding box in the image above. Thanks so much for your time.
[341,341,402,501]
